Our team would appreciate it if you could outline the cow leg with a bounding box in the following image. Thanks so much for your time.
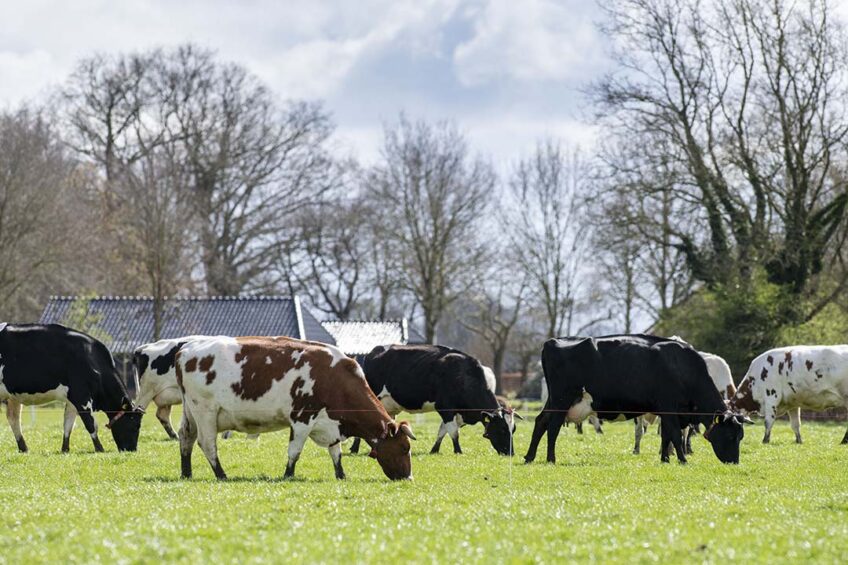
[762,405,776,444]
[75,403,104,453]
[447,419,462,454]
[5,399,27,453]
[633,417,644,455]
[284,426,309,479]
[684,425,694,454]
[661,417,687,463]
[350,437,361,454]
[328,441,345,480]
[178,405,198,479]
[590,415,603,434]
[524,409,550,463]
[62,403,78,453]
[195,419,226,480]
[546,412,567,464]
[789,407,802,444]
[575,422,584,435]
[156,404,178,440]
[430,421,449,454]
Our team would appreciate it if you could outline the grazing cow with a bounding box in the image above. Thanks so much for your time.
[134,336,205,439]
[0,323,141,452]
[176,336,415,481]
[732,345,848,445]
[633,343,737,454]
[350,345,516,456]
[524,335,751,464]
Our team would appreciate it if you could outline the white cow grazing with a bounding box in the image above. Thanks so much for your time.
[733,345,848,444]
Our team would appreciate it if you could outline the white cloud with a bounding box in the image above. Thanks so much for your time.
[453,0,603,86]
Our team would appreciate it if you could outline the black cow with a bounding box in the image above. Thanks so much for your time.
[0,323,141,452]
[350,344,516,456]
[524,335,751,465]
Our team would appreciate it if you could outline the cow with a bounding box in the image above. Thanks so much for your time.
[349,344,517,456]
[0,323,141,453]
[175,336,416,481]
[732,345,848,445]
[134,336,205,439]
[524,334,751,465]
[633,343,737,454]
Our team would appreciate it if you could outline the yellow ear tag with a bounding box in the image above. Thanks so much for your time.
[714,416,720,424]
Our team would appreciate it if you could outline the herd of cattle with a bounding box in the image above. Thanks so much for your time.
[1,323,848,480]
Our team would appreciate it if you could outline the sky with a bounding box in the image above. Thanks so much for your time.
[0,0,610,168]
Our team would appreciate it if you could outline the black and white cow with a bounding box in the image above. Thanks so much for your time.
[350,344,517,456]
[733,345,848,445]
[524,334,751,464]
[0,323,141,452]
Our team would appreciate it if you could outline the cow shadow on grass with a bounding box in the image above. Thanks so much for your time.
[142,475,390,485]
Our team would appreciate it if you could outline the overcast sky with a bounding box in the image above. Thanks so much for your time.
[0,0,610,168]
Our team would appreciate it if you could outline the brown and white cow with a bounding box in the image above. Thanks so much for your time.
[732,345,848,445]
[175,336,416,481]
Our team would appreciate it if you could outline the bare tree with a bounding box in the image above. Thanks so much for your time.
[370,117,494,342]
[284,193,371,320]
[116,140,197,338]
[0,108,83,320]
[61,45,339,297]
[504,140,591,338]
[461,278,526,393]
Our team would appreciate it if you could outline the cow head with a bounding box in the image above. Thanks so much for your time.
[373,420,416,480]
[482,409,515,456]
[107,399,143,451]
[704,411,753,464]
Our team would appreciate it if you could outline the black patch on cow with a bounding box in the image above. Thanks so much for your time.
[134,352,150,380]
[806,360,813,371]
[760,367,768,381]
[767,355,774,365]
[151,345,182,375]
[778,362,784,375]
[785,351,793,371]
[816,370,823,379]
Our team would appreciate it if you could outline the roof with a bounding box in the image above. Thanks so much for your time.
[321,319,426,356]
[39,296,336,353]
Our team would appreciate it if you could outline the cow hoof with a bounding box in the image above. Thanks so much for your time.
[16,440,28,453]
[632,448,640,455]
[762,437,770,444]
[180,473,192,480]
[660,457,670,464]
[796,438,803,444]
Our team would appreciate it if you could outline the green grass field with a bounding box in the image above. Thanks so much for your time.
[2,407,848,563]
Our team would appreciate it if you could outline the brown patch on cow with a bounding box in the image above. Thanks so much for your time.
[806,360,813,371]
[784,351,793,371]
[199,355,214,372]
[732,378,760,413]
[230,337,392,441]
[778,362,784,374]
[184,357,198,372]
[725,384,737,399]
[767,355,774,365]
[760,367,768,381]
[175,359,185,392]
[206,371,217,385]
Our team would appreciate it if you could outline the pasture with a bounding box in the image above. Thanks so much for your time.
[1,408,848,563]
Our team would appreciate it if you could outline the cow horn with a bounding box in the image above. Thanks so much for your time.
[736,414,754,425]
[482,410,497,419]
[513,412,525,421]
[400,422,416,440]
